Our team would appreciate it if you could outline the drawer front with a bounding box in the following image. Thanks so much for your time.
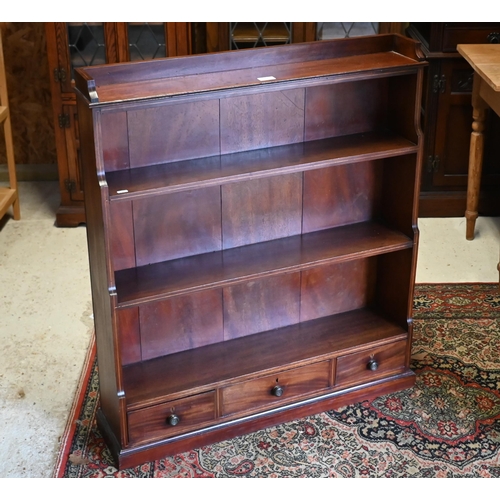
[128,391,216,444]
[443,27,500,52]
[222,361,331,416]
[335,340,407,388]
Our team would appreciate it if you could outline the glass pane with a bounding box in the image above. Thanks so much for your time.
[127,23,167,61]
[317,22,379,40]
[230,22,292,50]
[67,22,106,77]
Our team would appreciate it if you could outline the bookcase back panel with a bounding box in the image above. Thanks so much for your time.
[220,89,305,154]
[127,100,220,168]
[223,273,301,340]
[300,259,377,322]
[221,174,303,249]
[305,79,389,141]
[120,253,401,363]
[139,289,224,360]
[302,161,382,233]
[132,187,222,266]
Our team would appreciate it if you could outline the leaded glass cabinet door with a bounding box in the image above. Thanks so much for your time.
[51,23,119,94]
[45,22,194,226]
[117,22,192,61]
[229,22,292,49]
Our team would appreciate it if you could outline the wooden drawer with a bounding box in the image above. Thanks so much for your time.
[222,361,331,416]
[442,26,500,52]
[335,340,407,388]
[127,391,216,445]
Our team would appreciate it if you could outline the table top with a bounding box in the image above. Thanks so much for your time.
[457,44,500,92]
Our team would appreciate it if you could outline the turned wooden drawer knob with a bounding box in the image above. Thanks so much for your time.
[167,414,180,426]
[367,359,379,371]
[487,32,500,44]
[271,385,284,397]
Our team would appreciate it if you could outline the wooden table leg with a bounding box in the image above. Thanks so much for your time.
[465,73,489,241]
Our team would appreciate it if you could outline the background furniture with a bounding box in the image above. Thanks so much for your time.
[406,22,500,217]
[45,22,192,227]
[457,44,500,242]
[75,34,425,468]
[0,29,20,222]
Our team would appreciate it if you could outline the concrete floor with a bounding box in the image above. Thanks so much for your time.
[0,181,499,478]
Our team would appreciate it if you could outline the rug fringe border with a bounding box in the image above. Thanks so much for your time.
[52,332,96,478]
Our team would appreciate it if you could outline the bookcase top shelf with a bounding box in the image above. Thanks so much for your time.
[106,131,418,201]
[74,34,425,106]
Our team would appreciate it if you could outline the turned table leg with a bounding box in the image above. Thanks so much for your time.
[465,73,489,241]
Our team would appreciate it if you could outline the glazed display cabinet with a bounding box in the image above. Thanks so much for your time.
[406,22,500,217]
[45,22,192,226]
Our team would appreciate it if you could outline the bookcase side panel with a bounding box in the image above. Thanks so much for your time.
[374,248,415,330]
[101,110,130,172]
[108,201,136,271]
[387,73,421,145]
[116,307,141,365]
[380,155,418,239]
[76,97,123,441]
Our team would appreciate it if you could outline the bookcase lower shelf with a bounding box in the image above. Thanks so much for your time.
[102,365,416,469]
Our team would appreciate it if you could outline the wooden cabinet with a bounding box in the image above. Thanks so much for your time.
[407,22,500,217]
[75,34,425,469]
[45,22,192,226]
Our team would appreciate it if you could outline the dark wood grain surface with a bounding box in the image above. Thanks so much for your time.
[115,221,413,307]
[123,308,407,409]
[106,132,418,200]
[76,34,424,467]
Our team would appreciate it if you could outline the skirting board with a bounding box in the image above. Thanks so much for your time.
[0,163,58,182]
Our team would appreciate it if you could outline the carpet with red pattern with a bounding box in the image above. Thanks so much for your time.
[54,283,500,477]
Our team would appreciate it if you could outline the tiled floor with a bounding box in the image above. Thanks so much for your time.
[0,181,498,477]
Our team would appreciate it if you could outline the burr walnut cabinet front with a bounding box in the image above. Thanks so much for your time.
[75,34,425,469]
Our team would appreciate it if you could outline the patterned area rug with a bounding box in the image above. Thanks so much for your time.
[53,283,500,477]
